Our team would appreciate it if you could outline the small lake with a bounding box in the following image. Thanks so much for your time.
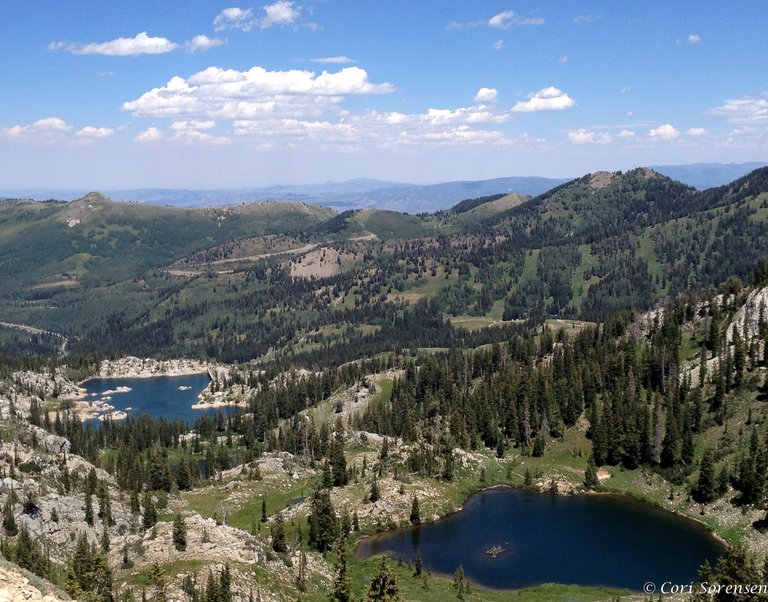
[82,373,230,423]
[357,487,725,591]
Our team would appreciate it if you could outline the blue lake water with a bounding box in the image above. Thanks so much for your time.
[82,373,225,423]
[357,486,725,591]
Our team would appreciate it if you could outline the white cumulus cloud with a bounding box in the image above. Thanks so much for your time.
[261,1,300,29]
[3,117,71,139]
[186,35,227,52]
[686,127,707,136]
[3,118,116,146]
[709,92,768,124]
[135,127,164,142]
[474,88,498,103]
[75,126,114,139]
[214,7,255,31]
[511,87,575,112]
[50,32,179,56]
[648,123,680,140]
[688,34,701,44]
[123,66,395,121]
[171,120,216,131]
[568,129,612,144]
[214,2,301,31]
[618,129,636,138]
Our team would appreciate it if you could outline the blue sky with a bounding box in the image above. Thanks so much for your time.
[1,1,767,189]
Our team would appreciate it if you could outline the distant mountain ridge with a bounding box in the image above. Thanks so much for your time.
[651,162,767,190]
[2,165,768,360]
[1,162,765,213]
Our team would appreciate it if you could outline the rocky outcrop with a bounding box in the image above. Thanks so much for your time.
[726,284,768,343]
[0,560,70,601]
[95,356,210,378]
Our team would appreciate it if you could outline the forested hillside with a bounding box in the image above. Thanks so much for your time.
[0,167,767,367]
[1,261,767,600]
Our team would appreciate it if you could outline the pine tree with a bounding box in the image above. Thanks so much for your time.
[142,490,157,531]
[84,494,94,526]
[365,556,401,601]
[2,495,17,536]
[414,554,423,577]
[693,449,718,503]
[369,478,381,503]
[172,513,187,551]
[271,511,287,553]
[219,564,232,602]
[100,520,110,553]
[409,496,421,525]
[453,565,468,601]
[260,497,268,523]
[309,488,338,552]
[65,532,113,602]
[329,430,349,487]
[713,545,762,597]
[517,468,530,490]
[150,561,167,602]
[660,411,681,469]
[584,455,600,490]
[14,524,49,578]
[329,537,352,602]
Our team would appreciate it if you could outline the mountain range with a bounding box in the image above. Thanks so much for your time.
[1,162,764,213]
[2,164,768,363]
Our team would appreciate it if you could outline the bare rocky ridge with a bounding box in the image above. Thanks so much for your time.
[0,561,69,602]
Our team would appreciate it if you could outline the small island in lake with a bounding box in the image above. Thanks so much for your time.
[485,546,505,559]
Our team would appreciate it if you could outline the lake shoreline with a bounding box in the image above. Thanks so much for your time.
[68,362,214,422]
[354,483,729,594]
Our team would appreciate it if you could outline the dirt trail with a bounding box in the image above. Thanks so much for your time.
[0,321,68,355]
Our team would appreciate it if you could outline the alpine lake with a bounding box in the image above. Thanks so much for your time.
[82,375,725,593]
[357,485,725,592]
[81,373,230,424]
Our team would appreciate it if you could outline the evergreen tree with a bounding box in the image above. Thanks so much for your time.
[100,521,110,553]
[271,511,287,554]
[84,494,94,526]
[219,564,232,602]
[365,556,401,601]
[329,430,349,487]
[2,495,17,536]
[150,561,167,602]
[14,524,49,578]
[693,449,719,503]
[713,545,762,601]
[172,513,187,551]
[142,490,157,531]
[176,458,192,491]
[523,468,533,488]
[66,532,113,602]
[409,496,421,525]
[329,537,352,602]
[308,488,338,552]
[340,508,352,538]
[414,554,423,577]
[583,454,600,490]
[453,565,468,601]
[660,411,681,469]
[260,497,268,523]
[369,478,381,503]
